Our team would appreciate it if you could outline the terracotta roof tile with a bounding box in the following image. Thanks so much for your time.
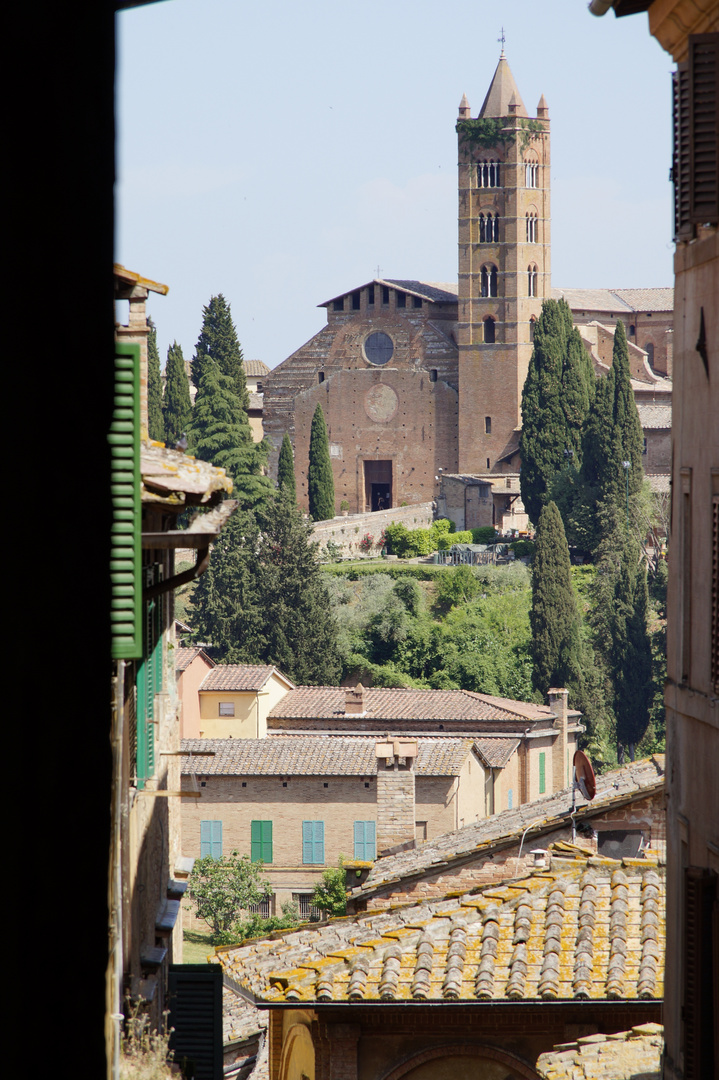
[353,757,665,899]
[552,287,673,314]
[217,854,665,1005]
[175,646,214,674]
[181,736,476,777]
[472,736,520,768]
[268,687,556,723]
[200,665,293,692]
[243,359,270,377]
[636,403,672,429]
[536,1024,663,1080]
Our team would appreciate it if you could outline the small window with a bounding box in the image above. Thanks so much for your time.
[256,382,263,393]
[251,820,273,863]
[429,369,438,383]
[354,820,376,860]
[528,264,538,297]
[293,893,322,922]
[526,212,538,243]
[218,701,235,717]
[629,324,636,337]
[539,751,546,794]
[529,316,536,342]
[397,293,406,309]
[646,342,655,364]
[415,821,428,842]
[364,332,394,366]
[318,371,325,384]
[486,457,491,469]
[382,286,390,305]
[485,416,492,434]
[506,477,511,488]
[525,161,538,188]
[643,437,648,455]
[352,291,361,311]
[200,820,222,859]
[368,285,375,305]
[248,896,271,919]
[302,820,325,864]
[597,830,646,859]
[333,298,344,312]
[483,317,496,343]
[413,296,422,308]
[481,265,498,298]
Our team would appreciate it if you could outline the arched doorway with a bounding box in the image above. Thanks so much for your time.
[380,1042,540,1080]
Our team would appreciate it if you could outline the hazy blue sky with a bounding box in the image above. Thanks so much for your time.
[117,0,675,370]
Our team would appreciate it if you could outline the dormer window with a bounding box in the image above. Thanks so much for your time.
[352,291,361,311]
[413,296,422,308]
[382,286,390,305]
[333,298,344,312]
[368,285,375,305]
[397,293,406,309]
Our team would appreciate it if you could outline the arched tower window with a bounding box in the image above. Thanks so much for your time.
[524,157,539,188]
[529,316,536,342]
[480,265,498,298]
[478,159,501,188]
[479,213,499,243]
[483,317,496,343]
[527,264,538,297]
[646,342,655,365]
[478,213,486,242]
[526,212,538,243]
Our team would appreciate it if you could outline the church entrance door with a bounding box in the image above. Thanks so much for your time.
[364,460,392,512]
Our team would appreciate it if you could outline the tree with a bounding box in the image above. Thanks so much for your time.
[277,432,296,500]
[560,326,594,464]
[187,363,272,510]
[162,341,192,447]
[307,403,335,521]
[191,294,249,410]
[311,861,347,918]
[190,491,342,684]
[187,851,271,943]
[614,562,653,759]
[146,318,164,441]
[529,502,583,695]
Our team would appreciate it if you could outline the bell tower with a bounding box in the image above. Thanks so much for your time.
[457,53,550,474]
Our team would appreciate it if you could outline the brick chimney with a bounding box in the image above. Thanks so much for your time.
[375,737,417,855]
[548,688,569,790]
[344,683,366,716]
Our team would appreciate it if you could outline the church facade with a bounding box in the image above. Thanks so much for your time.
[262,54,672,528]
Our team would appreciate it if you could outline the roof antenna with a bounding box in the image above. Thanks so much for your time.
[498,27,506,58]
[571,750,597,842]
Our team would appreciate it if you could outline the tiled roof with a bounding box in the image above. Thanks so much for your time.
[383,279,458,303]
[353,757,665,899]
[217,852,665,1004]
[552,287,673,314]
[181,736,477,777]
[472,737,520,768]
[200,665,293,692]
[244,359,270,377]
[140,442,234,505]
[268,687,558,723]
[536,1023,663,1080]
[646,474,671,493]
[175,646,214,674]
[636,403,672,429]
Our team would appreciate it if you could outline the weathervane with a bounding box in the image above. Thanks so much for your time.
[498,27,506,57]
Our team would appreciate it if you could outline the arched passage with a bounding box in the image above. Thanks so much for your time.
[380,1042,540,1080]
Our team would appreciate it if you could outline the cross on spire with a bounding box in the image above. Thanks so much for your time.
[498,27,506,57]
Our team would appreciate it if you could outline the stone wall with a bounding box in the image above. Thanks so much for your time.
[311,501,435,557]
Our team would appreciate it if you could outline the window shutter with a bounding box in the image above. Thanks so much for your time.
[251,821,273,863]
[354,821,364,860]
[251,820,262,862]
[354,821,376,860]
[314,821,324,863]
[211,820,222,859]
[683,867,717,1078]
[303,821,324,863]
[263,820,273,863]
[302,821,314,864]
[109,343,142,659]
[168,963,223,1080]
[689,34,719,226]
[673,63,692,240]
[200,820,212,858]
[539,752,546,794]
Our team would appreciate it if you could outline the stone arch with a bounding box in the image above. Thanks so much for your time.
[278,1022,315,1080]
[379,1042,540,1080]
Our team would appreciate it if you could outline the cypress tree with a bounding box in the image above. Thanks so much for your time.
[190,491,341,685]
[147,317,164,441]
[560,326,594,465]
[519,300,570,525]
[191,294,249,410]
[530,501,583,695]
[277,432,296,500]
[187,363,272,511]
[614,561,653,759]
[163,341,192,447]
[308,403,335,521]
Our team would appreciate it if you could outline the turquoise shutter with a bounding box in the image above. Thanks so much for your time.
[303,821,324,864]
[314,821,324,863]
[302,821,313,864]
[508,789,513,809]
[109,344,142,660]
[539,752,546,794]
[201,821,222,858]
[211,820,222,858]
[354,822,376,860]
[262,821,273,863]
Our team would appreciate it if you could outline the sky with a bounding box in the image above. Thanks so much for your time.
[116,0,675,371]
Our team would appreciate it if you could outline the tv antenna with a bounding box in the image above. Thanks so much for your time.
[571,749,596,842]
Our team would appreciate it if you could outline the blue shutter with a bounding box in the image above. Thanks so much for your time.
[211,820,222,858]
[201,821,222,859]
[303,821,324,864]
[508,789,513,809]
[354,821,376,860]
[302,821,313,864]
[314,821,324,864]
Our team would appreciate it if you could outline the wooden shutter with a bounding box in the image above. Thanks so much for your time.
[689,34,719,226]
[673,63,692,239]
[168,964,223,1080]
[110,343,142,659]
[539,752,546,794]
[684,867,717,1078]
[251,821,272,863]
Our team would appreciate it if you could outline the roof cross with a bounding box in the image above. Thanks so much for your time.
[498,27,506,57]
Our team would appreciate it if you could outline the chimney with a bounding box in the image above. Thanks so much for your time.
[375,737,417,855]
[344,683,365,716]
[548,688,569,791]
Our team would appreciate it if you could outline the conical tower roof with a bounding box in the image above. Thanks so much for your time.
[478,55,528,118]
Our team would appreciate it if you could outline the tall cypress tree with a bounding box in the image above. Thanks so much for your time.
[277,432,296,500]
[530,501,583,695]
[191,294,249,410]
[614,561,653,759]
[519,300,570,525]
[308,404,335,521]
[147,317,164,441]
[560,326,594,465]
[187,363,272,511]
[163,341,192,447]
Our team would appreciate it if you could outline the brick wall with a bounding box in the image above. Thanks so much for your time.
[377,766,416,854]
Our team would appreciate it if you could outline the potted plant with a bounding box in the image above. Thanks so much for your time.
[340,499,349,517]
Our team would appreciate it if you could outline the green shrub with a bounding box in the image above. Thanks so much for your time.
[510,539,536,558]
[452,530,473,544]
[471,527,498,544]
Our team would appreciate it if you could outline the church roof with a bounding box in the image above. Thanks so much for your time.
[478,55,528,118]
[320,279,457,308]
[553,287,673,314]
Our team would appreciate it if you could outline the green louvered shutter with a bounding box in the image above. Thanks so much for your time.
[136,577,161,787]
[354,821,376,860]
[539,752,546,794]
[251,821,272,863]
[110,343,142,659]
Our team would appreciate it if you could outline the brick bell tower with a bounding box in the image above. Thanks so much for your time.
[457,51,550,474]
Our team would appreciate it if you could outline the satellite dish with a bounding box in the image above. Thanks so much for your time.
[573,750,596,801]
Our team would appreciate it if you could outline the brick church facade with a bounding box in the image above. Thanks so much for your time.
[262,53,673,528]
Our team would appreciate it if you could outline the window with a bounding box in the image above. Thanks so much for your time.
[200,820,222,859]
[413,296,422,308]
[529,316,536,342]
[293,893,322,921]
[364,332,394,366]
[251,820,273,863]
[480,265,498,298]
[672,36,719,240]
[368,285,375,305]
[539,751,546,794]
[318,371,325,383]
[646,342,655,365]
[397,292,406,309]
[629,324,636,337]
[354,820,376,860]
[525,160,539,187]
[643,437,648,456]
[333,298,344,312]
[477,159,501,187]
[479,213,499,243]
[302,820,325,864]
[352,291,361,310]
[382,285,390,305]
[483,317,495,344]
[528,264,538,297]
[248,896,271,918]
[429,369,438,383]
[484,416,492,434]
[526,212,538,242]
[415,821,428,842]
[218,701,235,717]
